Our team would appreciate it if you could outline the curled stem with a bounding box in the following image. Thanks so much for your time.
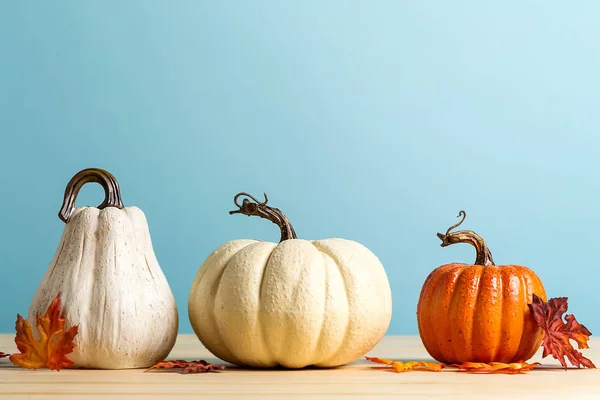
[230,192,297,243]
[437,210,495,266]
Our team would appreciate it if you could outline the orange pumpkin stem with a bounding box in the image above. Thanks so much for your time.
[437,211,495,266]
[229,192,297,243]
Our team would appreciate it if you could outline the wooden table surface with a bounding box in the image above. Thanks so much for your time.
[0,334,598,399]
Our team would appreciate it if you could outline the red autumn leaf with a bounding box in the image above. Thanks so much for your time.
[528,294,595,369]
[145,360,225,374]
[0,352,10,359]
[450,361,539,374]
[365,357,445,372]
[9,293,79,371]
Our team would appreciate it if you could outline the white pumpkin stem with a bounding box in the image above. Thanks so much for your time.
[229,192,297,242]
[436,210,495,266]
[58,168,124,223]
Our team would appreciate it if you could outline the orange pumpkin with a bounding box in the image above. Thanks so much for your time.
[416,211,547,364]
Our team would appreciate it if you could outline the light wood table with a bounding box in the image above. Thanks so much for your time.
[0,334,598,399]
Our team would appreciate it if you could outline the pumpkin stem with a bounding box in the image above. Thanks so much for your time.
[436,211,495,266]
[58,168,124,223]
[229,192,297,242]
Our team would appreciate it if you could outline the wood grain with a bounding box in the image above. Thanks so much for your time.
[0,334,598,399]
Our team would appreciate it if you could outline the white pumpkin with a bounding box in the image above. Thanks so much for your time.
[188,193,392,368]
[28,168,178,369]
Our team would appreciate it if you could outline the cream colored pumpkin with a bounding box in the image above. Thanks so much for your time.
[28,168,178,369]
[188,193,392,368]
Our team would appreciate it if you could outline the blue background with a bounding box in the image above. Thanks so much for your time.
[1,1,599,335]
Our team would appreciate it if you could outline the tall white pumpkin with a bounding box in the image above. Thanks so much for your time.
[189,193,392,368]
[28,168,178,369]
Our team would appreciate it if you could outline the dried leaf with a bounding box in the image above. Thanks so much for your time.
[367,357,536,374]
[392,361,445,372]
[365,356,394,365]
[528,294,596,369]
[0,352,9,359]
[366,356,444,372]
[146,360,225,374]
[451,361,539,374]
[9,293,79,371]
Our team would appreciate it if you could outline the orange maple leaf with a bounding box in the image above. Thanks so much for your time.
[9,293,78,371]
[365,356,394,365]
[145,360,225,374]
[367,357,537,374]
[450,361,539,374]
[528,294,596,369]
[365,356,444,372]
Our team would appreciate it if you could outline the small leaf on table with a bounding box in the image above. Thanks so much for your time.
[365,356,394,365]
[146,360,225,374]
[528,294,596,369]
[366,357,444,372]
[450,361,540,374]
[10,293,78,371]
[367,357,538,374]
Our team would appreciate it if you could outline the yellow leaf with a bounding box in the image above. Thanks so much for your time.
[366,357,444,372]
